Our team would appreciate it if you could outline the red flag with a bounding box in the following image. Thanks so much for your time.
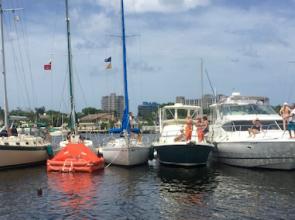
[44,62,52,71]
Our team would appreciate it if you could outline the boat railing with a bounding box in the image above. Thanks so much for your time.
[219,122,282,137]
[160,128,199,143]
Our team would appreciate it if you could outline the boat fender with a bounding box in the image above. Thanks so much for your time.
[46,145,54,157]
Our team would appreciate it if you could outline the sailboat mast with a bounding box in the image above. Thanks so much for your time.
[65,0,76,131]
[0,0,9,130]
[120,0,130,127]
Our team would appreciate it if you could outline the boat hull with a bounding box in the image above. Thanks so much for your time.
[101,137,150,166]
[216,140,295,170]
[0,145,49,169]
[154,143,213,167]
[102,146,150,166]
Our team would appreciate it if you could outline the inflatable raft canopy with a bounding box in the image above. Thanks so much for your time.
[47,143,104,173]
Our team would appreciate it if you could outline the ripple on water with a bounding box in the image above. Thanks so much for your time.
[0,154,295,219]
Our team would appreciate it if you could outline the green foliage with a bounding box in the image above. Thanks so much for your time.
[81,107,104,115]
[41,110,68,127]
[10,108,35,121]
[100,122,108,130]
[0,107,3,122]
[35,106,46,115]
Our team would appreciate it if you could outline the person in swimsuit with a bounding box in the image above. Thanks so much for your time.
[279,102,291,131]
[174,129,185,142]
[202,116,209,135]
[195,117,204,142]
[248,118,262,138]
[184,116,193,142]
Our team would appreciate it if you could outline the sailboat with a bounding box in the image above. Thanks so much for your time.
[47,0,104,172]
[100,0,150,166]
[0,1,52,169]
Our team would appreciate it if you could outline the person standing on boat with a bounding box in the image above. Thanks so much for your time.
[195,117,204,142]
[129,112,135,129]
[288,104,295,138]
[202,116,209,135]
[279,102,291,131]
[184,116,193,142]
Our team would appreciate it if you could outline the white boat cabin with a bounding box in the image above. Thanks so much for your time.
[159,103,202,143]
[208,93,284,141]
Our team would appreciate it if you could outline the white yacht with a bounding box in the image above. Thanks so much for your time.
[152,103,214,166]
[208,92,295,170]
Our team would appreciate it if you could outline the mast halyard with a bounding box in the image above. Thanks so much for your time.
[65,0,76,132]
[0,0,8,130]
[120,0,130,133]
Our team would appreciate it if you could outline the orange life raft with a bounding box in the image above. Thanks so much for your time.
[47,143,104,173]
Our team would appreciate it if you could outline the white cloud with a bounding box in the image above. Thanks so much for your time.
[5,0,295,112]
[96,0,210,13]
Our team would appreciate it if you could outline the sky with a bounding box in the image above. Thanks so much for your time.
[1,0,295,113]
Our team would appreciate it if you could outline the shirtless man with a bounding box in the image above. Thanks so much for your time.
[280,102,291,131]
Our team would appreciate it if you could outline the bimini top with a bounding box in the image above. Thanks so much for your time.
[162,103,201,110]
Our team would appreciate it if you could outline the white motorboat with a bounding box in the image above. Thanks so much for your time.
[0,3,51,169]
[100,0,150,166]
[207,92,295,170]
[152,103,214,167]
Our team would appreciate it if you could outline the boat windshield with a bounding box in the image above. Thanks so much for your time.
[162,108,199,120]
[220,104,276,116]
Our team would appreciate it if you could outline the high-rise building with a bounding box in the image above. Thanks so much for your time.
[175,94,224,108]
[101,93,124,118]
[176,96,185,104]
[202,94,215,108]
[138,102,159,119]
[185,99,199,106]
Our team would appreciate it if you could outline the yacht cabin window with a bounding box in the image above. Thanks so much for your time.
[162,108,200,120]
[220,104,276,116]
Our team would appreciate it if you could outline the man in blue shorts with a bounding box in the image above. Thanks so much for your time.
[288,104,295,138]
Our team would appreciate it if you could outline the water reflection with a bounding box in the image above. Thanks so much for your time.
[158,165,218,193]
[209,164,295,219]
[47,171,104,216]
[217,164,295,195]
[155,165,219,219]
